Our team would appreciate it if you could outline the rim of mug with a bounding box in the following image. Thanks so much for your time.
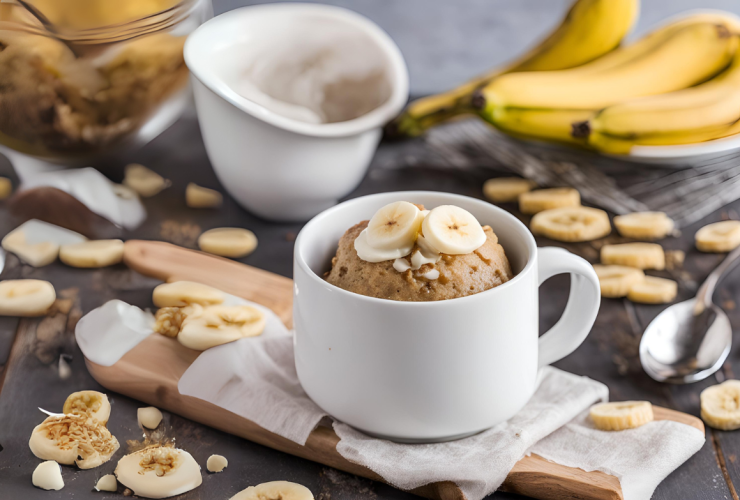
[184,2,409,139]
[294,191,539,307]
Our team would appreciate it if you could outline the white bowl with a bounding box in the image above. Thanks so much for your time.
[184,3,409,221]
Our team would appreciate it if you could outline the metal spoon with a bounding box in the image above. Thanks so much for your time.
[640,245,740,384]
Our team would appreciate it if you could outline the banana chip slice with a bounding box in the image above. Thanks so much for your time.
[483,177,536,203]
[627,276,677,304]
[198,228,258,258]
[592,265,645,298]
[2,230,59,267]
[600,243,665,270]
[186,183,223,209]
[153,281,224,308]
[231,481,314,500]
[115,445,202,499]
[613,212,674,240]
[123,164,170,197]
[696,220,740,252]
[177,305,266,351]
[0,279,56,317]
[59,240,124,268]
[590,401,654,431]
[29,413,119,469]
[519,188,580,215]
[530,206,611,242]
[701,380,740,430]
[63,390,111,424]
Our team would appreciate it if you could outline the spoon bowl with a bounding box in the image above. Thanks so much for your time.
[640,299,731,383]
[640,244,740,384]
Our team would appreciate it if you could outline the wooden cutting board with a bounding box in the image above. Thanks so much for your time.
[86,240,705,500]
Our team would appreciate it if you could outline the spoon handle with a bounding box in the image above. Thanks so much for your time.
[697,244,740,307]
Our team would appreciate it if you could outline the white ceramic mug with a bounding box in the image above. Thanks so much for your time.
[184,4,409,221]
[293,191,601,442]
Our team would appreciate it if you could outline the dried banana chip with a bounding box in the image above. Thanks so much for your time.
[627,276,677,304]
[696,220,740,253]
[483,177,535,203]
[63,390,111,424]
[590,401,654,431]
[123,164,170,197]
[59,240,124,268]
[186,183,223,209]
[519,187,580,215]
[613,212,674,240]
[530,206,611,242]
[198,228,258,258]
[0,279,56,317]
[231,481,314,500]
[115,445,202,498]
[29,413,119,469]
[1,230,59,267]
[153,281,224,308]
[592,265,645,298]
[178,305,266,351]
[600,243,665,270]
[701,380,740,430]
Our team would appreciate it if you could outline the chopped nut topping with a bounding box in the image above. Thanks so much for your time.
[153,307,188,337]
[138,445,179,477]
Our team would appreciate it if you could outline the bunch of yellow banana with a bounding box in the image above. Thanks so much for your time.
[388,0,640,137]
[581,40,740,153]
[472,13,740,146]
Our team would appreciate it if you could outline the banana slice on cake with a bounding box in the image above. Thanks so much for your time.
[366,201,422,251]
[613,212,674,240]
[422,205,486,254]
[519,188,580,215]
[701,380,740,430]
[59,240,124,268]
[63,390,111,424]
[483,177,536,203]
[590,401,654,431]
[177,305,266,351]
[627,276,677,304]
[601,243,665,270]
[696,220,740,252]
[0,279,56,317]
[530,206,611,242]
[593,265,645,298]
[230,481,314,500]
[153,281,224,308]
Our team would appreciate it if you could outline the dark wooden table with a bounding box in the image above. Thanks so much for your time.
[0,117,739,500]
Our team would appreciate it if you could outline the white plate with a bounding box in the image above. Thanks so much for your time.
[616,132,740,167]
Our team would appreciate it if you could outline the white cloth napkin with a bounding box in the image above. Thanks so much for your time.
[530,413,705,500]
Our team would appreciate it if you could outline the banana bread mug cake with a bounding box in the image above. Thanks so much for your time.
[324,201,514,301]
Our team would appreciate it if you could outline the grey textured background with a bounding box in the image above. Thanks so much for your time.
[210,0,740,97]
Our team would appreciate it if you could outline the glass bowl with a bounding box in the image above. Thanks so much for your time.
[0,0,211,168]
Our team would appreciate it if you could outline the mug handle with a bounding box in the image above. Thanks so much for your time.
[537,246,601,368]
